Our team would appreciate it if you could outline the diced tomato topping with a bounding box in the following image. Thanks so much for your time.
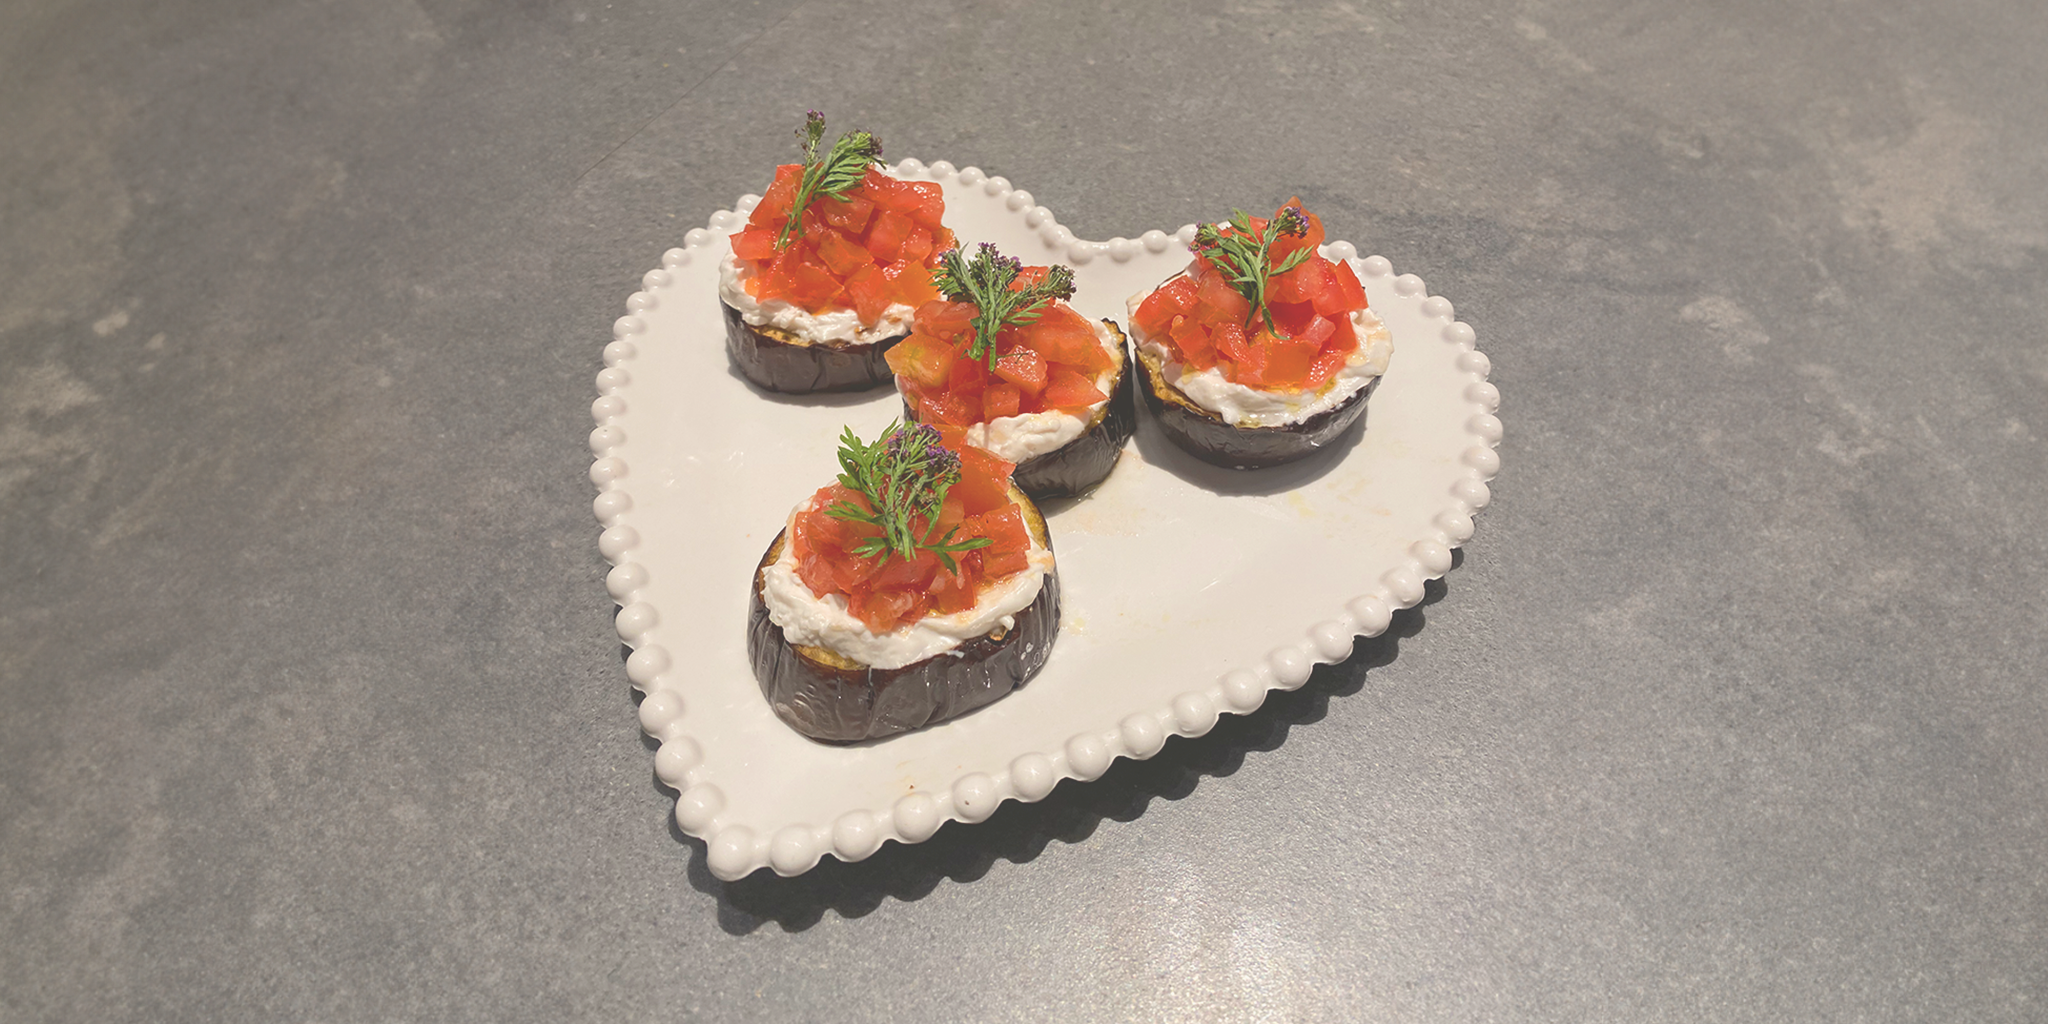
[844,264,891,324]
[1260,334,1322,390]
[1324,259,1366,311]
[729,163,950,328]
[1179,318,1222,371]
[1267,257,1327,305]
[929,567,978,614]
[923,391,980,427]
[899,227,935,265]
[783,435,1035,635]
[1022,305,1112,376]
[1043,366,1108,411]
[992,349,1048,395]
[1133,275,1198,336]
[916,300,978,339]
[1303,345,1350,390]
[954,446,1016,513]
[865,176,923,213]
[885,332,957,388]
[1268,301,1316,339]
[883,260,939,308]
[909,186,947,230]
[1203,315,1240,352]
[781,260,843,312]
[868,548,939,592]
[946,352,989,394]
[730,227,779,261]
[1231,335,1270,388]
[866,209,912,262]
[819,194,874,233]
[1137,200,1367,394]
[1194,272,1252,325]
[981,549,1031,579]
[1267,196,1325,264]
[965,505,1033,579]
[892,266,1116,437]
[1298,315,1337,349]
[983,383,1022,421]
[752,164,802,228]
[815,229,874,277]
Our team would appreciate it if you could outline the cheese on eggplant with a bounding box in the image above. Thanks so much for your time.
[758,496,1056,671]
[1125,282,1392,429]
[719,251,916,346]
[941,319,1122,463]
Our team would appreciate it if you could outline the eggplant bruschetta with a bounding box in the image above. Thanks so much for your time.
[749,422,1058,742]
[720,113,956,393]
[887,243,1135,499]
[1127,200,1392,469]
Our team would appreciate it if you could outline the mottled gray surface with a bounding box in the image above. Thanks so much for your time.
[3,0,2044,1019]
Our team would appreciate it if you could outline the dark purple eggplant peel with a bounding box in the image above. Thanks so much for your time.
[723,300,902,394]
[1134,340,1379,470]
[748,483,1060,743]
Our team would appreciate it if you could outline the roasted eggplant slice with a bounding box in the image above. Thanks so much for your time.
[1014,322,1136,498]
[749,483,1060,743]
[723,301,902,394]
[1135,341,1377,470]
[902,321,1136,500]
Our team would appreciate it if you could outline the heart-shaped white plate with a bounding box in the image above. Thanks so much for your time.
[591,159,1501,880]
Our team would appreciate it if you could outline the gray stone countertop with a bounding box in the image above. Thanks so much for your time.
[3,0,2044,1020]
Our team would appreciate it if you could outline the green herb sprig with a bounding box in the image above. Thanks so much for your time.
[1191,206,1314,337]
[777,111,885,249]
[930,243,1078,367]
[825,422,992,571]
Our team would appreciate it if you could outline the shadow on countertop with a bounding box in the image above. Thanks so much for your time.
[658,563,1451,935]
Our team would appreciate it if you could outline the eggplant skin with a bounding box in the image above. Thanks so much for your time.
[747,486,1060,743]
[1134,342,1378,470]
[903,321,1136,500]
[723,301,901,394]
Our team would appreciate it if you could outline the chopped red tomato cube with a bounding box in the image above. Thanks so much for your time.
[1022,310,1108,375]
[865,209,912,262]
[782,261,842,312]
[916,300,978,340]
[929,392,980,426]
[1261,335,1321,390]
[819,194,874,233]
[953,447,1015,514]
[844,264,892,324]
[1303,346,1349,390]
[1298,315,1336,349]
[730,227,779,261]
[884,260,939,307]
[1208,320,1247,364]
[898,227,934,265]
[946,352,989,395]
[1324,259,1366,312]
[1195,272,1252,325]
[1268,257,1327,304]
[1267,300,1316,339]
[886,332,957,387]
[815,229,874,276]
[1042,367,1108,411]
[993,349,1048,395]
[983,383,1022,421]
[1133,276,1197,336]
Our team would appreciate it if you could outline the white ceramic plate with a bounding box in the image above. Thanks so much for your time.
[591,160,1501,880]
